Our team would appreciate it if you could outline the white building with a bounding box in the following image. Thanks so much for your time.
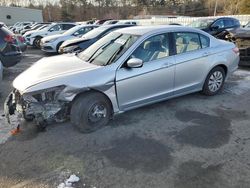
[0,6,43,25]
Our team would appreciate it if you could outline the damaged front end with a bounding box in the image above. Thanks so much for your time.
[4,86,70,129]
[224,29,250,66]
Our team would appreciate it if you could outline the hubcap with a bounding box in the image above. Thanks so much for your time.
[208,71,223,92]
[88,103,107,123]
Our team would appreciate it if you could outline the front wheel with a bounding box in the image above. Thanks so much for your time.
[202,66,225,96]
[33,37,42,48]
[70,92,112,133]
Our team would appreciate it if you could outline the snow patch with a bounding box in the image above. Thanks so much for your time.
[57,174,80,188]
[225,69,250,95]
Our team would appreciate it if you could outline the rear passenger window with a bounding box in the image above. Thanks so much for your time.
[213,19,224,28]
[174,32,201,54]
[199,34,210,48]
[131,33,169,62]
[224,19,234,27]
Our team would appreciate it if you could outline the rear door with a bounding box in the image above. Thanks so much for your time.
[116,33,175,110]
[173,32,211,95]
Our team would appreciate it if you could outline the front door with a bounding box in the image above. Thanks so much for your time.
[116,33,175,111]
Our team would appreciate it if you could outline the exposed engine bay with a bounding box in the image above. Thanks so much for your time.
[4,88,70,129]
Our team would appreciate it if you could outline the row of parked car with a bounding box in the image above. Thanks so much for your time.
[0,19,140,83]
[13,17,250,65]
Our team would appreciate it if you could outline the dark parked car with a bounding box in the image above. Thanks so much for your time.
[225,22,250,66]
[0,23,22,68]
[189,17,240,38]
[59,24,135,53]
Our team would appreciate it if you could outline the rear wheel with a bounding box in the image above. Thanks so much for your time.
[23,113,34,122]
[70,92,112,133]
[202,66,225,96]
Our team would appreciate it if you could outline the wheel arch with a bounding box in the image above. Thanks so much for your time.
[71,89,114,114]
[35,35,43,39]
[206,64,228,78]
[215,64,228,76]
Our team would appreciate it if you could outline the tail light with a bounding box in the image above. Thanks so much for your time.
[4,34,15,44]
[232,47,239,55]
[17,36,25,43]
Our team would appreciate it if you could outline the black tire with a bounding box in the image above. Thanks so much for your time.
[70,92,112,133]
[56,41,64,53]
[23,113,34,122]
[33,36,42,48]
[202,66,225,96]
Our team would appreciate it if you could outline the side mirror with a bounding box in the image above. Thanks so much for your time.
[127,58,143,68]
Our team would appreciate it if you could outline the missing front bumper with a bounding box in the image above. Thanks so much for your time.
[4,90,69,127]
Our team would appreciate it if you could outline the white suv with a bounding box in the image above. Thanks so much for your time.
[23,23,76,48]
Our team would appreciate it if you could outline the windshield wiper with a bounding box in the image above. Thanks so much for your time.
[88,34,122,63]
[105,36,132,66]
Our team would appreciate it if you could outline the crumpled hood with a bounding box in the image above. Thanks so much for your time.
[13,54,99,92]
[61,37,90,47]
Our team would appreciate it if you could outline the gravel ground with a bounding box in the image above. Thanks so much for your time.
[0,48,250,188]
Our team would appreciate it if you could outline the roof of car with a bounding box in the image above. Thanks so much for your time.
[197,17,238,21]
[98,24,134,29]
[115,25,204,36]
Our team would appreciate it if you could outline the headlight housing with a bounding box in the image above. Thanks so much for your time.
[47,38,58,43]
[23,86,66,103]
[60,45,79,53]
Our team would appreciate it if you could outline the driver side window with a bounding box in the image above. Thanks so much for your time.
[130,33,169,63]
[49,24,62,32]
[212,19,224,29]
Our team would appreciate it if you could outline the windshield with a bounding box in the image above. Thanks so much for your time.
[40,23,55,31]
[30,24,42,30]
[39,25,48,30]
[78,32,139,66]
[81,27,107,39]
[189,19,214,29]
[63,25,81,35]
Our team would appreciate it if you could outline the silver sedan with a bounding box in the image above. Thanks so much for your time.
[5,26,239,132]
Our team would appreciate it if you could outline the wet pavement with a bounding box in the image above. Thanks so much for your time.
[0,48,250,188]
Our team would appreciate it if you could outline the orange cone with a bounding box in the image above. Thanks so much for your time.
[10,124,21,135]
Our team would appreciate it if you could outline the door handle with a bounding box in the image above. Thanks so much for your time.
[162,63,169,68]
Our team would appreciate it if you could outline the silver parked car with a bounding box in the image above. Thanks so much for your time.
[40,24,98,53]
[5,26,239,132]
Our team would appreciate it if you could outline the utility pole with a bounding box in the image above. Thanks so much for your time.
[213,0,218,16]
